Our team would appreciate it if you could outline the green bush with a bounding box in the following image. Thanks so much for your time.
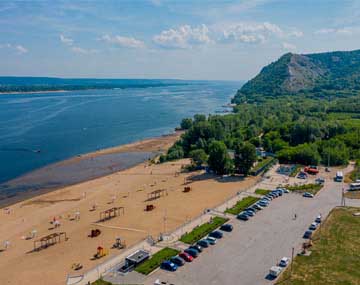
[225,196,260,215]
[135,247,180,275]
[180,216,228,244]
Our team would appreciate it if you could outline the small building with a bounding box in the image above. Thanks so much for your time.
[119,249,150,273]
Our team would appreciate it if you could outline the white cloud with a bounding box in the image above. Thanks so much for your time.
[153,24,212,49]
[314,27,354,35]
[0,43,28,54]
[101,34,145,48]
[15,45,28,54]
[220,22,284,44]
[71,46,97,54]
[288,30,304,38]
[60,34,74,46]
[149,0,162,6]
[282,42,296,51]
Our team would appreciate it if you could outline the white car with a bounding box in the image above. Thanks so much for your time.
[279,257,290,267]
[206,236,217,245]
[303,192,314,198]
[309,222,317,230]
[315,215,322,223]
[269,266,283,277]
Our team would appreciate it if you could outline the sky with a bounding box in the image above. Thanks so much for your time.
[0,0,360,81]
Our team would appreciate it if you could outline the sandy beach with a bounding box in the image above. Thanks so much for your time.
[0,134,258,285]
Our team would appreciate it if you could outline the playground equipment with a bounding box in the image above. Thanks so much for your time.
[112,237,126,249]
[88,229,101,238]
[145,204,155,211]
[93,246,108,259]
[183,186,192,193]
[147,189,168,201]
[33,232,67,251]
[99,207,125,222]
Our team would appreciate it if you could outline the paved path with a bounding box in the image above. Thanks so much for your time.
[144,172,360,285]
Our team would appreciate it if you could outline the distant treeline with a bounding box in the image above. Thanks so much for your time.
[0,77,189,93]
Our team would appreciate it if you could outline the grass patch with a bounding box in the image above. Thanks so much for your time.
[225,196,260,215]
[289,164,302,177]
[179,216,228,244]
[255,188,271,195]
[135,247,180,275]
[278,207,360,285]
[345,162,360,183]
[286,183,323,195]
[92,279,113,285]
[345,191,360,199]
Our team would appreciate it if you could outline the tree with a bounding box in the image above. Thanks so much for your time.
[208,141,233,175]
[180,118,193,130]
[194,114,206,123]
[189,149,208,167]
[234,142,257,176]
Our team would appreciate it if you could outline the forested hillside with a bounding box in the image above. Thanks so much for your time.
[161,49,360,175]
[233,49,360,103]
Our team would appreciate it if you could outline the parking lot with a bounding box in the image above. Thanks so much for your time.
[144,175,359,285]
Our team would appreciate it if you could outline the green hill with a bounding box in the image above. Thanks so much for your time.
[233,49,360,103]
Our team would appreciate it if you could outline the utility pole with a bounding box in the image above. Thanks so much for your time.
[290,247,295,277]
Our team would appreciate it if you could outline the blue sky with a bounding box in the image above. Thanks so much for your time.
[0,0,360,80]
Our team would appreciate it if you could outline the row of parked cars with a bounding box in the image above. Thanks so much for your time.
[160,224,234,272]
[303,214,322,239]
[237,188,289,221]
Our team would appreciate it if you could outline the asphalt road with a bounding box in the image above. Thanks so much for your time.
[145,177,359,285]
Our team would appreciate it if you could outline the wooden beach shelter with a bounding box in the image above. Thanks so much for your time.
[99,207,125,222]
[147,189,168,200]
[33,232,67,251]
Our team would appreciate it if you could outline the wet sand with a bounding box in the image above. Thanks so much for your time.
[0,132,182,208]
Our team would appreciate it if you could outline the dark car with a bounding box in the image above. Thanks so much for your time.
[209,230,223,239]
[245,210,255,217]
[303,230,313,239]
[170,256,185,266]
[189,244,203,253]
[184,248,199,258]
[245,207,256,213]
[179,252,193,262]
[161,260,178,271]
[237,213,249,221]
[220,224,233,232]
[197,239,209,248]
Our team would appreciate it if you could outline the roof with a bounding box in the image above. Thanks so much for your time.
[126,249,150,263]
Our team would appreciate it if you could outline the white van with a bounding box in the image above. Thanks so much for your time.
[335,171,343,182]
[349,182,360,191]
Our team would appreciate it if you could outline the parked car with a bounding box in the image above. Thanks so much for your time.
[283,189,290,193]
[179,252,193,262]
[303,230,313,239]
[309,222,317,230]
[279,257,290,267]
[209,230,223,239]
[273,190,283,196]
[189,244,203,253]
[269,266,282,277]
[263,196,273,201]
[184,248,198,258]
[315,177,325,184]
[253,204,263,210]
[237,213,249,220]
[220,224,233,232]
[245,210,255,217]
[197,239,209,248]
[170,256,185,266]
[271,191,279,197]
[315,215,322,223]
[258,201,268,207]
[206,236,217,245]
[245,207,256,213]
[297,172,308,179]
[303,192,314,198]
[161,260,178,271]
[260,199,270,204]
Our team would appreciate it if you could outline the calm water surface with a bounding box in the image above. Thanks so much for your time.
[0,81,240,184]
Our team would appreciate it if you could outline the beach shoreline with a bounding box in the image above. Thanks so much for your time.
[0,131,183,208]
